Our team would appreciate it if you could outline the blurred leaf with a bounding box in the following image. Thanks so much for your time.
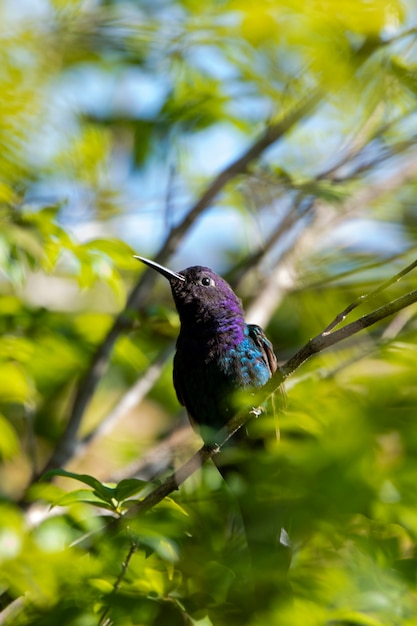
[80,238,137,270]
[72,312,112,344]
[0,504,25,561]
[161,68,228,131]
[114,335,149,371]
[0,414,20,459]
[26,482,67,504]
[141,537,179,564]
[389,59,417,97]
[156,497,189,518]
[0,335,34,363]
[0,362,34,403]
[54,125,111,185]
[89,577,115,594]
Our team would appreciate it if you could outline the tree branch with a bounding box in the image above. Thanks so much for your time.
[98,540,138,626]
[71,344,174,462]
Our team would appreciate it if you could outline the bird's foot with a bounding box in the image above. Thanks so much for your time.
[204,442,221,455]
[250,406,263,418]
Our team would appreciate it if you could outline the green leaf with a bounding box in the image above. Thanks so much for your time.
[0,414,20,459]
[141,537,179,563]
[42,469,117,505]
[113,478,149,502]
[0,363,34,403]
[331,610,386,626]
[89,578,115,594]
[52,489,109,508]
[25,482,67,504]
[80,238,137,270]
[156,497,189,517]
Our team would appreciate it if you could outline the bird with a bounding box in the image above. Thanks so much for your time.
[135,256,290,609]
[134,256,278,446]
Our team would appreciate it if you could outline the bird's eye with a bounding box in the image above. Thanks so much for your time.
[201,276,214,287]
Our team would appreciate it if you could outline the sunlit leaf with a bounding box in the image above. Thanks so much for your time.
[113,478,149,502]
[0,414,20,459]
[42,469,116,505]
[156,497,189,517]
[89,578,115,594]
[0,362,34,403]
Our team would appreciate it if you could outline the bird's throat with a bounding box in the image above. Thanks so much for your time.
[178,313,247,356]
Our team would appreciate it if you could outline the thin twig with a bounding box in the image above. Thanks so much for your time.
[296,250,411,293]
[246,148,417,329]
[322,258,417,334]
[72,344,174,461]
[230,193,313,289]
[98,540,138,626]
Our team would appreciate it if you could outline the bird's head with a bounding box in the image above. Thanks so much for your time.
[135,256,244,327]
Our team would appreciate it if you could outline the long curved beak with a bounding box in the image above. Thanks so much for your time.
[134,255,185,282]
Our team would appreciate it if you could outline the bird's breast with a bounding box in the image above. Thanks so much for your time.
[174,332,272,437]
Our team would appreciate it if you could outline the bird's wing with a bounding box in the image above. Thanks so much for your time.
[247,324,286,442]
[247,324,278,376]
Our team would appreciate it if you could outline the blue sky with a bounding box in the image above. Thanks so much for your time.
[5,0,417,273]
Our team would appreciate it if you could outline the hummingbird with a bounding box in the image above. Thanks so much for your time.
[135,256,290,608]
[134,256,278,444]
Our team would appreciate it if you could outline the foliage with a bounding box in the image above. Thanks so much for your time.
[1,0,417,624]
